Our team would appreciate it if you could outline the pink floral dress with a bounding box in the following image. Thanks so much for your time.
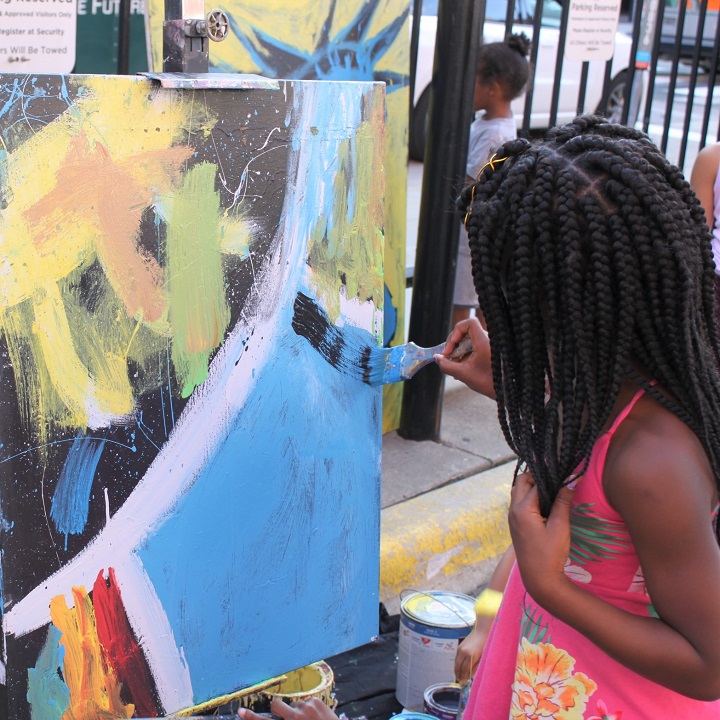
[463,389,720,719]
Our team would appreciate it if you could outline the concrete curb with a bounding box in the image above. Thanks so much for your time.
[379,461,515,615]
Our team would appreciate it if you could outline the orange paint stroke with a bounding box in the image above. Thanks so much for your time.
[50,586,135,720]
[24,133,194,323]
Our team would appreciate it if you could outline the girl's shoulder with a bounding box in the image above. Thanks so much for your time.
[602,391,717,513]
[692,142,720,184]
[695,142,720,165]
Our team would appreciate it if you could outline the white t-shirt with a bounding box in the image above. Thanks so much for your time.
[466,113,517,179]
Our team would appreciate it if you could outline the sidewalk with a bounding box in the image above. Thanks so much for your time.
[379,379,516,614]
[377,162,517,614]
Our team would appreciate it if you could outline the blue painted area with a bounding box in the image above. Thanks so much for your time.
[27,626,70,720]
[136,80,382,703]
[50,435,106,544]
[0,78,24,120]
[383,283,398,346]
[138,310,381,700]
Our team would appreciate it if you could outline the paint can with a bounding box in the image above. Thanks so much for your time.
[395,591,475,711]
[239,661,336,714]
[392,713,438,720]
[423,683,462,720]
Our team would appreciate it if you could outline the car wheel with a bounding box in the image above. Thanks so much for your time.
[409,86,431,162]
[596,70,628,124]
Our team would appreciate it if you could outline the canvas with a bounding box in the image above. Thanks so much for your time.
[0,73,384,718]
[145,0,410,432]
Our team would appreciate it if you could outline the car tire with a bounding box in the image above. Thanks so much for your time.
[595,70,628,124]
[409,86,431,162]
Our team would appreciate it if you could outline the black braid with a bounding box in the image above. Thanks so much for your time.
[458,115,720,538]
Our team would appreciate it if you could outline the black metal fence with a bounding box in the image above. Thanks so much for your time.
[401,0,720,438]
[410,0,720,172]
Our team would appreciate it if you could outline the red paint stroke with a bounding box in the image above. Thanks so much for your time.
[93,567,161,717]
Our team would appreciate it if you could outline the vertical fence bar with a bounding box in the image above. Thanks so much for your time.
[601,50,614,113]
[504,0,516,28]
[409,0,423,133]
[117,0,132,74]
[549,1,570,127]
[641,0,664,134]
[700,13,720,146]
[677,0,708,168]
[660,0,688,153]
[521,0,544,136]
[620,0,643,125]
[577,62,589,113]
[399,0,483,440]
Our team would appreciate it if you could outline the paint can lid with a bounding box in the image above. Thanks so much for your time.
[400,591,475,628]
[393,713,438,720]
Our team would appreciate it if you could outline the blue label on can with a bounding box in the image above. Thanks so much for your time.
[400,614,470,640]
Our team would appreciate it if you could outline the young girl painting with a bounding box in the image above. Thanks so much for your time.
[439,115,720,717]
[240,116,720,719]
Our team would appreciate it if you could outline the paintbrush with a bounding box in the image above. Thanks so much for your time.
[375,336,473,384]
[291,292,474,386]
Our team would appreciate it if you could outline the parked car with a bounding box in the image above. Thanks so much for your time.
[659,0,720,72]
[410,0,635,160]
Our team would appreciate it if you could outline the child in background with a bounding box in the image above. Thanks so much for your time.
[452,33,531,328]
[438,116,720,718]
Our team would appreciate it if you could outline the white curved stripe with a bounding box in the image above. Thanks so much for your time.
[112,555,194,711]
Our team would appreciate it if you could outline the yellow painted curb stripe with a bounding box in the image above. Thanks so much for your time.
[380,463,514,599]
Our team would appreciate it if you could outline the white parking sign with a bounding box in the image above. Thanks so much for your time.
[565,1,622,62]
[0,0,77,73]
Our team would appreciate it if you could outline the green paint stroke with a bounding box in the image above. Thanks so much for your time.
[167,162,230,397]
[27,625,70,720]
[307,93,384,322]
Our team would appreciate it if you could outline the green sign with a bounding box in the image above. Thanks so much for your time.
[74,0,149,74]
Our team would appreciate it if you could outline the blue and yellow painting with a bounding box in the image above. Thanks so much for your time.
[0,74,384,718]
[147,0,410,432]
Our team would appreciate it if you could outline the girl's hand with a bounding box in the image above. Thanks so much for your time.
[239,698,338,720]
[435,317,495,399]
[454,620,491,684]
[508,472,575,608]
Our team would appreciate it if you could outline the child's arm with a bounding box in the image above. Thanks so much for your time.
[690,142,720,232]
[509,433,720,700]
[454,544,516,684]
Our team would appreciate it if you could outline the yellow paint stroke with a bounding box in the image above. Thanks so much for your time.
[32,282,94,428]
[0,301,74,451]
[219,211,254,257]
[0,77,221,441]
[50,587,134,720]
[382,86,409,432]
[306,88,385,321]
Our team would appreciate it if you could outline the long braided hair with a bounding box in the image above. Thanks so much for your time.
[459,115,720,523]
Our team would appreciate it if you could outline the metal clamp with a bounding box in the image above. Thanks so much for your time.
[163,0,230,72]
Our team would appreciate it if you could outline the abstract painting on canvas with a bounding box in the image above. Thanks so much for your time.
[0,73,384,718]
